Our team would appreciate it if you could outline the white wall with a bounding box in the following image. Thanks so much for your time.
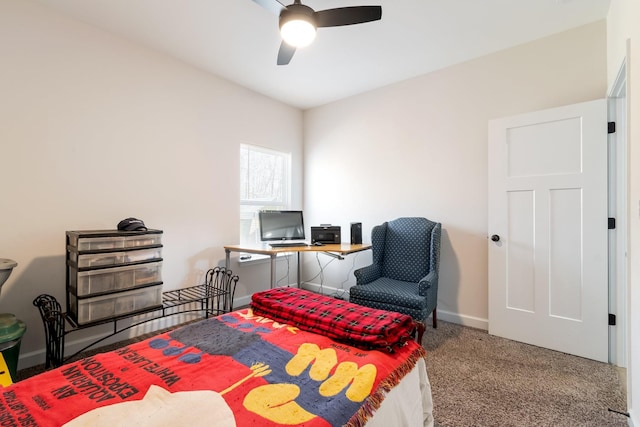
[302,21,607,329]
[607,1,640,424]
[0,0,303,367]
[0,0,619,387]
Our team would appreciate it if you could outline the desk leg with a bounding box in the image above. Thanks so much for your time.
[225,249,231,271]
[270,254,276,288]
[297,252,301,287]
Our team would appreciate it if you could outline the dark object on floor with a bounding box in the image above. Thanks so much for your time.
[608,408,630,417]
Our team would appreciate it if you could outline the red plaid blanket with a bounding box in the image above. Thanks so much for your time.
[250,287,416,351]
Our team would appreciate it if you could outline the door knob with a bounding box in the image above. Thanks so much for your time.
[491,234,500,242]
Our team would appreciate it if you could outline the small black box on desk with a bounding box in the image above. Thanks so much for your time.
[311,225,341,244]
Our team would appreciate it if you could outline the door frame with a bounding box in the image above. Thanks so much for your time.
[608,59,628,368]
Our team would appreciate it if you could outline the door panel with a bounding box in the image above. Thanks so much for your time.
[506,190,535,312]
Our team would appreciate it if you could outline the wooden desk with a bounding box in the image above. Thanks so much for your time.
[224,243,371,289]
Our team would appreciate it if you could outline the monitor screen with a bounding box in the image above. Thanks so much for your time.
[259,210,305,241]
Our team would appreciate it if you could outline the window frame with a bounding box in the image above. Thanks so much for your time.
[239,143,292,246]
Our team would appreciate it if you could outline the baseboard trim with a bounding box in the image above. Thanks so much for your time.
[234,294,252,308]
[437,309,488,330]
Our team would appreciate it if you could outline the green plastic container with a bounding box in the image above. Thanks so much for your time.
[0,313,27,384]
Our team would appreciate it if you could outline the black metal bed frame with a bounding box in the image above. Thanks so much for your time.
[33,267,238,369]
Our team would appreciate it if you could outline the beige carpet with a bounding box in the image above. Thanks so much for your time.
[423,321,628,427]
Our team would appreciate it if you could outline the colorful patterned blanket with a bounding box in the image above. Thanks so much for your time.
[1,308,426,427]
[251,288,416,351]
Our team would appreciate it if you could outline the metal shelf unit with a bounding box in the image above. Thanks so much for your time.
[34,267,238,369]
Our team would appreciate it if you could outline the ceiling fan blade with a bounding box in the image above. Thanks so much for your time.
[315,6,382,27]
[277,41,296,65]
[251,0,286,16]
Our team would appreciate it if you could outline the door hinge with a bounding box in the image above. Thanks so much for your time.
[608,121,616,134]
[609,313,616,326]
[608,218,616,229]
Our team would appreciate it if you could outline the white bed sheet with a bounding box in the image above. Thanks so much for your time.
[366,357,434,427]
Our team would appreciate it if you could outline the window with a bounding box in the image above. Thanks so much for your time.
[240,144,291,244]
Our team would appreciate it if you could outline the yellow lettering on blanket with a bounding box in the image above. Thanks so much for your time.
[244,384,316,424]
[286,343,337,380]
[319,362,376,402]
[243,341,378,423]
[286,342,376,402]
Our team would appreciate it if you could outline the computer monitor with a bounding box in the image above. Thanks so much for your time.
[259,210,305,242]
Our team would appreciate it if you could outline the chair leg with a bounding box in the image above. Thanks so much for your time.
[432,307,437,329]
[416,322,426,343]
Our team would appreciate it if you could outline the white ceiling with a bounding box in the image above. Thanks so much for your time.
[34,0,610,110]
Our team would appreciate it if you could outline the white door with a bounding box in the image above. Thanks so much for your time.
[488,99,608,362]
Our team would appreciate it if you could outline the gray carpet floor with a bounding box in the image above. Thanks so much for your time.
[18,319,628,426]
[423,320,628,426]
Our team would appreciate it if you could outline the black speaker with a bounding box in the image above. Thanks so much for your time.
[350,222,362,245]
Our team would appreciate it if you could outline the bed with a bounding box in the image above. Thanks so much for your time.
[2,288,434,426]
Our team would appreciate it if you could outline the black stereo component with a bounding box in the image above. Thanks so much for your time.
[350,222,362,245]
[311,225,341,244]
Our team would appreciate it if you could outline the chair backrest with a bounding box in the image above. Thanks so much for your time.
[372,217,439,282]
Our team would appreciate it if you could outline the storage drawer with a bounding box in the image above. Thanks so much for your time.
[68,261,163,297]
[68,233,163,251]
[73,236,125,251]
[69,247,162,268]
[68,285,163,325]
[122,234,162,249]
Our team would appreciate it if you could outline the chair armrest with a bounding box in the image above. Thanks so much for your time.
[418,270,438,296]
[354,264,383,286]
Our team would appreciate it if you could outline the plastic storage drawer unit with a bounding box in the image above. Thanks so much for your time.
[68,247,163,269]
[69,284,163,325]
[67,230,163,252]
[68,261,163,297]
[65,229,164,327]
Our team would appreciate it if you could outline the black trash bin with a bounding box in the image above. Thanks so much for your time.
[0,313,26,386]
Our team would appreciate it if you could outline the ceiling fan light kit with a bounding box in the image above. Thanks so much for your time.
[252,0,382,65]
[279,4,317,47]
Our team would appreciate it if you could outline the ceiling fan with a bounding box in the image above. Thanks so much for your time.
[251,0,382,65]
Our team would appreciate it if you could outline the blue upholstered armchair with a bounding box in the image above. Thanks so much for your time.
[349,217,441,342]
